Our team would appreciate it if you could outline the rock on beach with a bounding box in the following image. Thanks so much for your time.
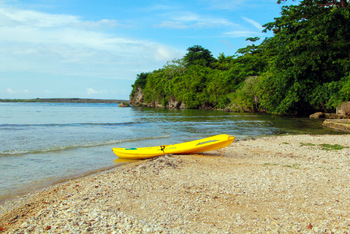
[1,134,350,233]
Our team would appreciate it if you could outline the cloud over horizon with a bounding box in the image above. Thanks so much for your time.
[0,6,183,79]
[0,0,280,99]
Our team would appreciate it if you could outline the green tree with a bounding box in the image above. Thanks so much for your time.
[233,76,260,112]
[236,37,261,55]
[183,45,217,67]
[133,72,148,89]
[258,0,350,114]
[130,72,149,100]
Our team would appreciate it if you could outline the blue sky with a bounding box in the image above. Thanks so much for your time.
[0,0,286,100]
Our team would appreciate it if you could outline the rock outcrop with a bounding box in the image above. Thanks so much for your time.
[118,102,131,107]
[337,101,350,115]
[130,87,145,106]
[310,112,350,119]
[310,102,350,119]
[130,88,186,109]
[309,112,325,119]
[323,119,350,132]
[168,97,186,109]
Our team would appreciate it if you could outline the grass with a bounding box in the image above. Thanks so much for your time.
[300,142,348,151]
[264,163,279,166]
[283,164,301,168]
[300,142,316,147]
[320,144,349,151]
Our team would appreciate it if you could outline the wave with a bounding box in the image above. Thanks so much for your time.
[0,135,170,157]
[0,122,141,129]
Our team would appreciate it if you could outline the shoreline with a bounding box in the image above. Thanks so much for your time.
[0,162,136,208]
[0,98,129,103]
[1,134,350,232]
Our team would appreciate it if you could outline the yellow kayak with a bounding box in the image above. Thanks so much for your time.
[112,134,235,159]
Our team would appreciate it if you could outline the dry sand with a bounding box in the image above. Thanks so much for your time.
[1,134,350,233]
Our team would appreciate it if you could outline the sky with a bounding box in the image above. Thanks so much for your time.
[0,0,287,100]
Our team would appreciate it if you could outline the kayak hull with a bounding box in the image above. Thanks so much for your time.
[112,134,235,159]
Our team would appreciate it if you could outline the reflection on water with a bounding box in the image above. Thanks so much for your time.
[130,107,338,140]
[0,103,346,202]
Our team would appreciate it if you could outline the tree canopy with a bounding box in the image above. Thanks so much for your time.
[259,0,350,114]
[130,0,350,115]
[183,45,217,67]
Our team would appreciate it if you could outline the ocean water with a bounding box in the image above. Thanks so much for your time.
[0,102,340,201]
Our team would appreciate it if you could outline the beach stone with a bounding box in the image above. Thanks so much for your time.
[309,112,324,119]
[118,102,130,107]
[1,134,350,233]
[21,222,29,228]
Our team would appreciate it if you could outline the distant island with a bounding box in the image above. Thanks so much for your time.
[0,98,129,103]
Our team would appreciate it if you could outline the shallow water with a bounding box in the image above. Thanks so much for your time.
[0,102,342,201]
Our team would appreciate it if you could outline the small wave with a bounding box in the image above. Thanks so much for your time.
[0,135,170,157]
[0,122,141,129]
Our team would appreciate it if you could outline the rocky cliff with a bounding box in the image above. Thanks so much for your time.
[337,101,350,116]
[130,87,145,106]
[129,87,162,108]
[130,88,186,109]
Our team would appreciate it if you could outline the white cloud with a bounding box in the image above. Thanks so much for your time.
[224,30,261,38]
[0,7,118,29]
[154,46,177,61]
[7,88,15,94]
[6,88,29,94]
[156,11,236,29]
[223,17,264,38]
[87,88,99,95]
[242,17,263,31]
[0,6,183,80]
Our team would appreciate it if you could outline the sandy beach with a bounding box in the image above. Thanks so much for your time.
[1,134,350,233]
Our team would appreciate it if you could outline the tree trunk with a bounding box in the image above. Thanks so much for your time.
[321,101,327,113]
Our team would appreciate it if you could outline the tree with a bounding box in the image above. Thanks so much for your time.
[236,37,261,55]
[130,72,149,101]
[258,0,350,114]
[278,0,348,8]
[183,45,217,67]
[133,72,149,89]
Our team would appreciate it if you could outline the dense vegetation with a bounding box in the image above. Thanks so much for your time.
[130,0,350,115]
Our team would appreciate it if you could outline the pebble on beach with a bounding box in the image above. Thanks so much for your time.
[1,134,350,233]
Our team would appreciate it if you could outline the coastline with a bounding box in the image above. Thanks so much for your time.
[1,134,350,233]
[0,98,128,103]
[0,163,128,209]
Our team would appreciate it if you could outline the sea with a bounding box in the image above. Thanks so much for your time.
[0,102,341,202]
